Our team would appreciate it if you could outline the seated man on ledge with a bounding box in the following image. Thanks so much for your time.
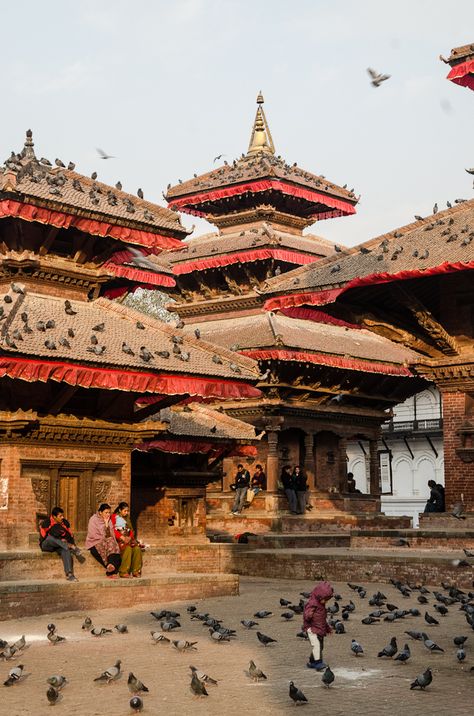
[39,506,85,582]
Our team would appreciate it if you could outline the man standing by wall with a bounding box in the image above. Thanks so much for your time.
[231,464,251,515]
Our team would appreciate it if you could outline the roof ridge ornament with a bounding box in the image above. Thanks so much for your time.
[247,92,275,156]
[22,129,36,161]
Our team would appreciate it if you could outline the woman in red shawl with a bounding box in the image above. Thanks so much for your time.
[85,503,121,578]
[303,580,334,670]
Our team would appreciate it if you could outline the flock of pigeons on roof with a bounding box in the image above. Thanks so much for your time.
[3,563,474,709]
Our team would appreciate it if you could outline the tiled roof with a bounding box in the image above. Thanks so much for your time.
[0,284,260,381]
[158,403,259,441]
[166,152,357,206]
[444,43,474,64]
[155,224,334,268]
[262,199,474,296]
[184,313,415,366]
[1,132,188,238]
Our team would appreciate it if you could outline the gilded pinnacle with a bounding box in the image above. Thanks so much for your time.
[247,93,275,156]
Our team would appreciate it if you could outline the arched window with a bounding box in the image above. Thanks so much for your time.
[392,457,413,497]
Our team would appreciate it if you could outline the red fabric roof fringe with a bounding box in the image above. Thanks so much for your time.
[173,249,318,275]
[103,263,176,287]
[264,261,474,312]
[241,349,413,377]
[0,357,262,399]
[447,59,474,90]
[168,180,356,220]
[0,199,183,250]
[280,306,362,329]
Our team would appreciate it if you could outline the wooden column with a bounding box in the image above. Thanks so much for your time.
[222,458,235,491]
[369,439,380,495]
[266,431,280,492]
[338,436,348,492]
[304,433,315,488]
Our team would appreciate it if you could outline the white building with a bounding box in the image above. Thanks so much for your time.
[347,387,443,526]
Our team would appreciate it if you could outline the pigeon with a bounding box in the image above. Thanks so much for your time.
[97,148,114,160]
[334,621,345,634]
[296,630,309,640]
[330,264,341,274]
[378,636,397,657]
[433,203,438,214]
[122,342,135,356]
[189,666,218,686]
[367,67,391,87]
[139,346,153,362]
[190,672,208,697]
[451,559,470,567]
[254,610,272,618]
[410,668,432,690]
[289,681,308,704]
[81,617,92,631]
[129,696,143,712]
[128,672,149,694]
[393,537,410,547]
[91,172,97,180]
[91,628,112,637]
[3,664,24,686]
[94,660,121,683]
[394,644,411,663]
[452,502,466,520]
[321,666,335,688]
[137,188,144,200]
[457,648,466,662]
[425,612,439,626]
[194,328,200,339]
[417,595,429,604]
[281,612,294,621]
[114,624,128,634]
[47,629,66,646]
[454,635,468,647]
[362,617,380,625]
[150,632,170,644]
[136,321,145,330]
[92,323,105,332]
[46,686,60,704]
[47,675,68,689]
[257,631,277,646]
[11,636,25,652]
[422,633,444,652]
[248,660,266,681]
[434,604,448,617]
[11,283,24,295]
[241,620,259,629]
[351,639,364,656]
[172,640,198,652]
[209,629,229,642]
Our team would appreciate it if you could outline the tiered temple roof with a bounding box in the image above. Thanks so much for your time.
[440,42,474,90]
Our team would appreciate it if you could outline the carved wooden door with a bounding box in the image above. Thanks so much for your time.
[57,475,79,531]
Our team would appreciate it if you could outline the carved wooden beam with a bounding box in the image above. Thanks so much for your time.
[39,227,60,256]
[393,285,459,356]
[133,394,184,421]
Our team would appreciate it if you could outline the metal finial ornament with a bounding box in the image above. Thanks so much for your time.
[247,92,275,156]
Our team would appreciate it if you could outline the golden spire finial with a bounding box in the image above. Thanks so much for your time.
[247,92,275,156]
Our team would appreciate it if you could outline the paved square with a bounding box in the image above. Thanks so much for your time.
[1,576,472,715]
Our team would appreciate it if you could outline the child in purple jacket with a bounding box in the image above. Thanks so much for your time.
[303,580,334,670]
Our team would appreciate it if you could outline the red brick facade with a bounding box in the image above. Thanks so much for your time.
[442,390,474,510]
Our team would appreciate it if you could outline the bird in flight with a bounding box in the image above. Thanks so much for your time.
[96,148,115,160]
[367,68,391,87]
[213,154,226,162]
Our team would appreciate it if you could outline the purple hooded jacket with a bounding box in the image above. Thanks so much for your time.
[303,581,334,636]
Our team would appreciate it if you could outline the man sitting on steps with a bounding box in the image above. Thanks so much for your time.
[39,506,85,582]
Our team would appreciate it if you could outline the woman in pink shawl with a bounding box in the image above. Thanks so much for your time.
[303,580,334,670]
[85,503,121,578]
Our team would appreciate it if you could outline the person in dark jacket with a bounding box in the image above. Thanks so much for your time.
[281,465,297,514]
[436,483,446,512]
[293,466,307,515]
[303,580,334,670]
[39,506,85,582]
[231,464,251,515]
[424,479,443,513]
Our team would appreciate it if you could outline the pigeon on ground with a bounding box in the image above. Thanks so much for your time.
[334,621,345,634]
[128,672,149,694]
[281,612,294,621]
[254,611,272,618]
[114,624,128,634]
[172,640,198,652]
[248,660,267,681]
[130,695,143,712]
[463,548,474,558]
[190,672,208,697]
[425,612,439,626]
[434,604,448,617]
[457,648,466,662]
[296,631,309,640]
[454,636,468,647]
[417,595,429,604]
[150,632,170,644]
[94,660,121,683]
[362,617,380,625]
[289,681,308,704]
[280,598,292,607]
[189,666,218,686]
[452,502,466,519]
[378,636,397,658]
[404,630,424,641]
[47,629,66,646]
[3,664,24,686]
[351,639,364,656]
[161,620,180,632]
[91,628,112,637]
[241,620,259,629]
[46,686,60,704]
[187,606,197,613]
[257,631,277,646]
[322,666,335,688]
[11,636,25,652]
[394,644,411,663]
[422,633,444,652]
[209,629,229,642]
[410,668,432,690]
[47,675,67,689]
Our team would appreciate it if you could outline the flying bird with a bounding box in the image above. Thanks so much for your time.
[97,148,115,160]
[213,154,226,162]
[367,67,391,87]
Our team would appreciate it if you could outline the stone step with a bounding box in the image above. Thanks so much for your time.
[247,533,351,549]
[351,528,474,550]
[231,546,474,589]
[0,572,238,621]
[0,543,242,582]
[418,513,474,528]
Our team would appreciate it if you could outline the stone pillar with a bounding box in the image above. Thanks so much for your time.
[222,457,235,491]
[266,431,280,492]
[368,439,380,495]
[338,436,348,493]
[304,433,315,488]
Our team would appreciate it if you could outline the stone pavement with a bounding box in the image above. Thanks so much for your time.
[1,576,472,715]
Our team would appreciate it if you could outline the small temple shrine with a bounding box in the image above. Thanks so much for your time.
[0,130,262,548]
[440,42,474,91]
[161,95,426,527]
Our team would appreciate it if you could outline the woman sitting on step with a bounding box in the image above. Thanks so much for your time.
[111,502,143,578]
[85,503,121,579]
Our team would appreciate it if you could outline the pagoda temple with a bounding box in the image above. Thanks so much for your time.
[0,131,262,548]
[161,95,425,526]
[440,42,474,91]
[263,200,474,510]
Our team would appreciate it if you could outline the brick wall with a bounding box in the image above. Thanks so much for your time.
[442,391,474,509]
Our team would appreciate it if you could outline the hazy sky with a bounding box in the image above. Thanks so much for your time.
[2,1,473,246]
